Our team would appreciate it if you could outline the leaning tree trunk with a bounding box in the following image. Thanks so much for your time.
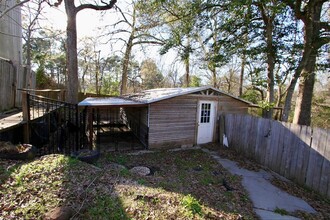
[291,1,323,126]
[64,0,78,104]
[293,53,317,125]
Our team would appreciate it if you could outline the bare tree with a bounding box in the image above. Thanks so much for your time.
[22,0,46,89]
[50,0,117,103]
[104,2,163,95]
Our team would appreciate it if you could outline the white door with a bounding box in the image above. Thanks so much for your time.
[197,101,216,144]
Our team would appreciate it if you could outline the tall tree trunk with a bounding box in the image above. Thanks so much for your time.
[121,33,134,95]
[211,66,217,88]
[184,56,190,87]
[259,4,275,119]
[293,54,316,125]
[64,0,78,103]
[239,51,246,97]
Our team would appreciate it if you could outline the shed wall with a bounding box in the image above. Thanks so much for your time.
[148,95,198,148]
[148,94,249,148]
[218,95,249,114]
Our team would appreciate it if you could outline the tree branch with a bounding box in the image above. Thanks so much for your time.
[0,0,30,18]
[281,0,306,21]
[315,37,330,49]
[114,5,132,27]
[76,0,117,12]
[320,22,330,33]
[132,40,163,46]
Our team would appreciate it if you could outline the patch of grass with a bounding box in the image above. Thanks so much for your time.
[158,181,177,190]
[107,154,128,166]
[223,191,234,199]
[85,195,129,220]
[200,174,215,185]
[240,193,249,202]
[274,207,289,216]
[137,178,146,185]
[119,167,131,177]
[0,164,18,184]
[1,155,78,218]
[181,194,203,217]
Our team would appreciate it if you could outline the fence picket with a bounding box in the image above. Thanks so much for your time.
[275,123,286,175]
[310,128,328,191]
[281,123,292,179]
[321,131,330,197]
[248,116,258,159]
[269,121,281,171]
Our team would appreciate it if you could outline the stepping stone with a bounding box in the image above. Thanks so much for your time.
[130,166,150,176]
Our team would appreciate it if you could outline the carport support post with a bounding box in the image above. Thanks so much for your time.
[22,91,30,143]
[88,108,94,150]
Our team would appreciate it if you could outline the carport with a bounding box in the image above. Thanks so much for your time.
[78,97,148,151]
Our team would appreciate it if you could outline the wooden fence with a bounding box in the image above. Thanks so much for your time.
[222,114,330,198]
[0,58,16,111]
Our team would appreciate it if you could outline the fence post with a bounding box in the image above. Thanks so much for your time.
[219,114,225,145]
[22,91,30,143]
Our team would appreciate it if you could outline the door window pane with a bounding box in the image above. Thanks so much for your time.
[200,103,211,123]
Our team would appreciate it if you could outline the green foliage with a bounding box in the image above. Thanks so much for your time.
[141,59,164,89]
[241,89,262,104]
[258,101,275,111]
[36,67,57,89]
[181,194,203,217]
[189,75,201,87]
[312,92,330,129]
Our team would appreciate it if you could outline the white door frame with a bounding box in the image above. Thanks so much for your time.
[196,100,217,144]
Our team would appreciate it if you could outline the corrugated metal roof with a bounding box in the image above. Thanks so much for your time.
[78,86,252,107]
[124,87,208,103]
[125,86,252,105]
[78,97,144,107]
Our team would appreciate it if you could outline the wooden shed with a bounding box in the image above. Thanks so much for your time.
[78,86,251,149]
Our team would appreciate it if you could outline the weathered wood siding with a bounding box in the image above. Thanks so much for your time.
[189,94,249,115]
[148,96,198,148]
[218,95,249,114]
[224,114,330,199]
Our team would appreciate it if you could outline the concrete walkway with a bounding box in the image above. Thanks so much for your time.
[202,148,317,220]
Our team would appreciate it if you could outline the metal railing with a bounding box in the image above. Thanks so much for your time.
[25,93,82,156]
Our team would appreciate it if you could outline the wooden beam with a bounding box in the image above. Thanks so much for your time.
[21,91,30,143]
